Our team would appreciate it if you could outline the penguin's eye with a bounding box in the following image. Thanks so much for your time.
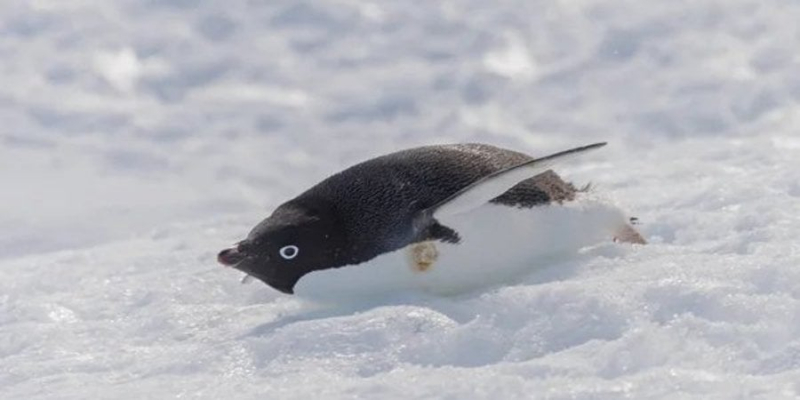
[279,245,299,260]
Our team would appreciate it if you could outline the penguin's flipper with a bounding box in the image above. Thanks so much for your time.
[424,142,607,221]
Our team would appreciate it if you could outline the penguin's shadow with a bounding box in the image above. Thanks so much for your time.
[517,244,624,286]
[244,306,349,337]
[243,293,441,338]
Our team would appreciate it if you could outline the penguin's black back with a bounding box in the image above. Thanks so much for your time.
[287,143,577,263]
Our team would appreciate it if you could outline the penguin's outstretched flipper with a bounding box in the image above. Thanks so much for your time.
[417,142,607,225]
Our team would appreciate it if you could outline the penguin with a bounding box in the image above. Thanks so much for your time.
[217,142,644,301]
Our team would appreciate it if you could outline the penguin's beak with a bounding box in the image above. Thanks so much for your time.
[217,247,245,266]
[217,245,294,294]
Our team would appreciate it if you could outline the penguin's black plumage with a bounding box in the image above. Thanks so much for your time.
[294,144,578,258]
[218,142,640,295]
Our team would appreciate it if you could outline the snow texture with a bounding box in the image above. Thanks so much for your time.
[1,1,800,399]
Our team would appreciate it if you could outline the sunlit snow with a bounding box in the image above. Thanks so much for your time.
[2,1,800,399]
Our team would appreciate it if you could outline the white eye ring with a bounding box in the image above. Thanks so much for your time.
[279,245,299,260]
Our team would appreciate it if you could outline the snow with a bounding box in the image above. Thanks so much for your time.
[1,0,799,398]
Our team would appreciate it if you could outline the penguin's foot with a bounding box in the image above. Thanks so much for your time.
[407,241,439,272]
[614,223,647,244]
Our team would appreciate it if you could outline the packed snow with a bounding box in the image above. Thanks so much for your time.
[2,1,800,399]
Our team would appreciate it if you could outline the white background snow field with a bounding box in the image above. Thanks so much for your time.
[1,1,800,398]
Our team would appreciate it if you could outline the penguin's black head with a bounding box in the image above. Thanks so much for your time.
[217,202,346,294]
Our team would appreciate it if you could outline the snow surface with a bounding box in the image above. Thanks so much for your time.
[2,0,800,399]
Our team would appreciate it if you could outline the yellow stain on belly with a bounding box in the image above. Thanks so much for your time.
[407,241,438,272]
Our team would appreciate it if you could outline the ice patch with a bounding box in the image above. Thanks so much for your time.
[483,33,537,80]
[93,48,169,93]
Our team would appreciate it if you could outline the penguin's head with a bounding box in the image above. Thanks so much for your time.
[217,201,346,294]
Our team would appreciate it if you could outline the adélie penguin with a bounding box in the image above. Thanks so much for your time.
[217,142,645,301]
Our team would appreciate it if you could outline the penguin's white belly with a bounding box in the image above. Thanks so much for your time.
[293,195,629,302]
